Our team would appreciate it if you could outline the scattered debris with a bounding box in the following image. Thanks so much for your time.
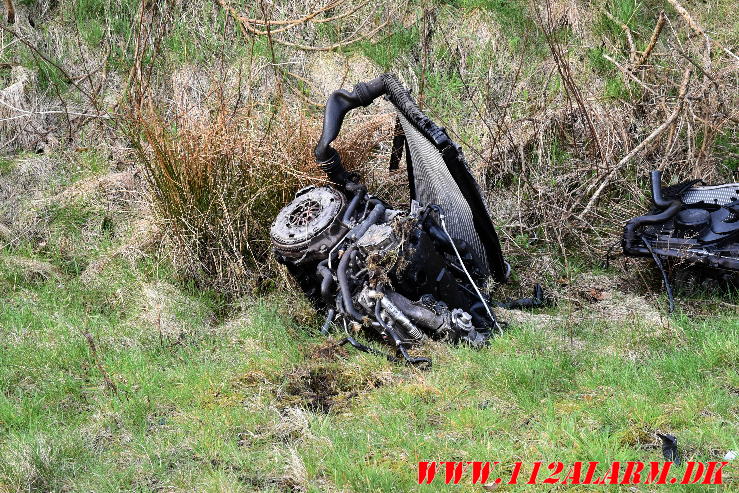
[657,433,681,465]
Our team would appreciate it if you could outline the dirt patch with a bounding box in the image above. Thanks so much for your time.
[280,365,356,414]
[305,340,350,362]
[278,346,391,413]
[136,281,216,342]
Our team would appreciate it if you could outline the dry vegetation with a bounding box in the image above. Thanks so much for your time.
[0,2,737,490]
[2,0,736,294]
[130,0,739,292]
[128,96,392,294]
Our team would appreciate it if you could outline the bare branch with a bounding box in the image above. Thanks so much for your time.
[602,53,656,95]
[666,0,739,62]
[602,8,636,64]
[635,10,666,67]
[579,68,692,218]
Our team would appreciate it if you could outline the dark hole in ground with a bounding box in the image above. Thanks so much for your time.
[278,341,387,413]
[281,365,351,413]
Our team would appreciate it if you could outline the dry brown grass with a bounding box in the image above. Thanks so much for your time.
[128,97,391,295]
[129,102,316,295]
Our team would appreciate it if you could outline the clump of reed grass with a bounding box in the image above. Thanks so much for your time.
[130,101,390,296]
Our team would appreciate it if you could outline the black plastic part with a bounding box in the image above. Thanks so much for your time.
[623,171,682,254]
[657,433,681,466]
[389,116,405,171]
[704,200,739,237]
[674,208,710,230]
[314,76,387,186]
[497,284,547,309]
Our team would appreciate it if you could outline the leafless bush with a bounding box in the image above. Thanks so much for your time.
[217,0,405,52]
[419,0,737,276]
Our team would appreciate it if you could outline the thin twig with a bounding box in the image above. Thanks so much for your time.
[602,9,636,64]
[578,68,691,218]
[602,53,657,95]
[82,330,119,397]
[216,0,393,52]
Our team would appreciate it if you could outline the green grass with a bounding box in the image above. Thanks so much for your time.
[712,129,739,173]
[440,0,533,38]
[1,0,737,490]
[0,157,13,176]
[355,24,420,71]
[1,230,737,491]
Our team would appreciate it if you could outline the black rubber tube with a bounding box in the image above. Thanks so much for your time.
[651,170,674,208]
[338,335,397,362]
[342,186,366,224]
[317,260,334,304]
[337,246,363,322]
[623,170,682,252]
[320,308,335,335]
[314,76,387,185]
[348,199,385,240]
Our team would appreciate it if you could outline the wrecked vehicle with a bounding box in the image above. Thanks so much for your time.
[270,74,541,366]
[623,170,739,311]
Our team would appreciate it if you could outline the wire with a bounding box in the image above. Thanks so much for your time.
[640,235,676,313]
[436,208,502,334]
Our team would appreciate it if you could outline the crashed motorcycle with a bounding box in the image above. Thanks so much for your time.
[270,74,541,366]
[623,170,739,311]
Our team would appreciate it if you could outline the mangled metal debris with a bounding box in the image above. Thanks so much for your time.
[271,74,543,366]
[623,170,739,311]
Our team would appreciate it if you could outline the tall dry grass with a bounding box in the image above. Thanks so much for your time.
[130,103,311,294]
[129,99,391,295]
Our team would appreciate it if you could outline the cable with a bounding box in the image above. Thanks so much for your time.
[320,308,335,335]
[338,317,397,362]
[436,207,501,334]
[640,235,675,313]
